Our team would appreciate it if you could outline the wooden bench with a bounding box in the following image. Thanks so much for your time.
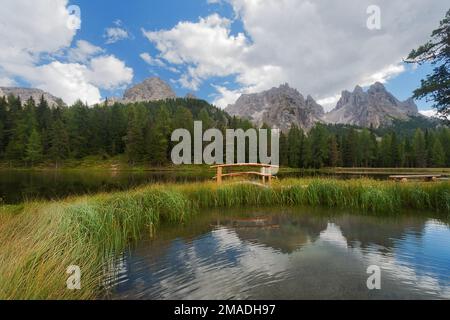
[211,163,279,185]
[389,174,442,182]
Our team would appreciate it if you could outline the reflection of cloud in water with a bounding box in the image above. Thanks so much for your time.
[319,223,349,249]
[110,215,450,299]
[151,227,291,299]
[319,221,450,299]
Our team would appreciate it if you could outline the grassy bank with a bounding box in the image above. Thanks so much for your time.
[0,178,449,299]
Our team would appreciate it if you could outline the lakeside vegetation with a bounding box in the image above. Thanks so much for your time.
[0,178,449,299]
[1,93,449,170]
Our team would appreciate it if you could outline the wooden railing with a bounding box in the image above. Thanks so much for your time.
[210,163,279,185]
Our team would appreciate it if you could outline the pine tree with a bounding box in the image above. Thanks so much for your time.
[49,110,69,168]
[279,132,289,166]
[125,107,145,165]
[287,125,302,167]
[406,9,450,122]
[25,128,43,166]
[380,134,393,167]
[343,129,358,167]
[430,138,446,167]
[310,124,329,168]
[147,106,172,166]
[412,129,427,167]
[328,134,340,167]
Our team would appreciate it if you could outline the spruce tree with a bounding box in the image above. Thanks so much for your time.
[412,129,427,167]
[25,128,43,166]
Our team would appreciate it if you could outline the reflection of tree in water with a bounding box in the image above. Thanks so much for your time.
[215,213,328,254]
[334,215,427,251]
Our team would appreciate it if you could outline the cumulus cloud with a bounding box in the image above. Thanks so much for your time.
[143,14,250,91]
[86,55,133,90]
[104,27,130,44]
[140,52,166,67]
[34,62,102,105]
[0,0,133,105]
[67,40,103,63]
[144,0,449,108]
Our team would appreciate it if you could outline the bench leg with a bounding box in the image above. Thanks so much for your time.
[217,167,222,184]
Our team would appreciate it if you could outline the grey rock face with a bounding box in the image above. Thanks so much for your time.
[324,82,419,128]
[185,93,197,99]
[0,87,64,107]
[122,77,176,103]
[225,83,324,132]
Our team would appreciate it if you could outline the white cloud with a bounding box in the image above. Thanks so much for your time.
[317,94,342,112]
[143,14,250,90]
[145,0,449,108]
[419,109,450,120]
[140,52,166,67]
[420,109,438,118]
[87,55,133,90]
[211,85,244,108]
[360,64,406,87]
[34,62,102,105]
[67,40,103,63]
[0,72,16,86]
[104,27,129,44]
[0,0,133,105]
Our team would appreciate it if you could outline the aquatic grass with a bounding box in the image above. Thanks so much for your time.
[0,178,449,299]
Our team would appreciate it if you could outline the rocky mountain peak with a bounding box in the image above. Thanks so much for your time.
[324,82,420,128]
[0,87,64,107]
[368,81,387,93]
[123,77,176,103]
[225,83,324,132]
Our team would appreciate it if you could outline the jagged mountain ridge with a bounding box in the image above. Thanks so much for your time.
[225,83,325,132]
[323,82,420,128]
[226,82,422,130]
[0,87,64,107]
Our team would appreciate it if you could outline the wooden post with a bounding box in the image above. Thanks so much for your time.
[217,167,222,184]
[261,167,266,184]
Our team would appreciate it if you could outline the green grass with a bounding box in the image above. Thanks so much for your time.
[0,178,449,299]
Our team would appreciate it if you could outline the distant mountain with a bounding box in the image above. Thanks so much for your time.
[105,77,177,105]
[0,87,64,107]
[122,77,176,103]
[324,82,420,128]
[225,83,324,132]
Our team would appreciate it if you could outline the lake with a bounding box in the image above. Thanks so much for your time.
[0,169,394,204]
[107,207,450,300]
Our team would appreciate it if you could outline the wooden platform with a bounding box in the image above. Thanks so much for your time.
[389,174,442,182]
[211,163,279,185]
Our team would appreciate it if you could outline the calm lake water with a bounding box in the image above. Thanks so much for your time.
[107,207,450,300]
[0,170,210,204]
[0,169,390,204]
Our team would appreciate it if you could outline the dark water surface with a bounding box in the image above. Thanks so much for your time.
[0,169,392,204]
[0,170,210,204]
[108,207,450,300]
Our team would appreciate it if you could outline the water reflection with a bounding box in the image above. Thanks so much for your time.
[108,208,450,300]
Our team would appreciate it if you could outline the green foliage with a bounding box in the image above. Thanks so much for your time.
[0,93,448,169]
[25,129,43,165]
[406,9,450,122]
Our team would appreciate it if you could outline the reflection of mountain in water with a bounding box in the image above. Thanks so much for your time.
[336,215,427,250]
[218,215,327,253]
[109,209,450,300]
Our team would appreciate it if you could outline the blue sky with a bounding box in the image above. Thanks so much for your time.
[70,0,239,101]
[1,0,448,114]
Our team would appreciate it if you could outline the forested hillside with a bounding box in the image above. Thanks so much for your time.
[0,94,448,168]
